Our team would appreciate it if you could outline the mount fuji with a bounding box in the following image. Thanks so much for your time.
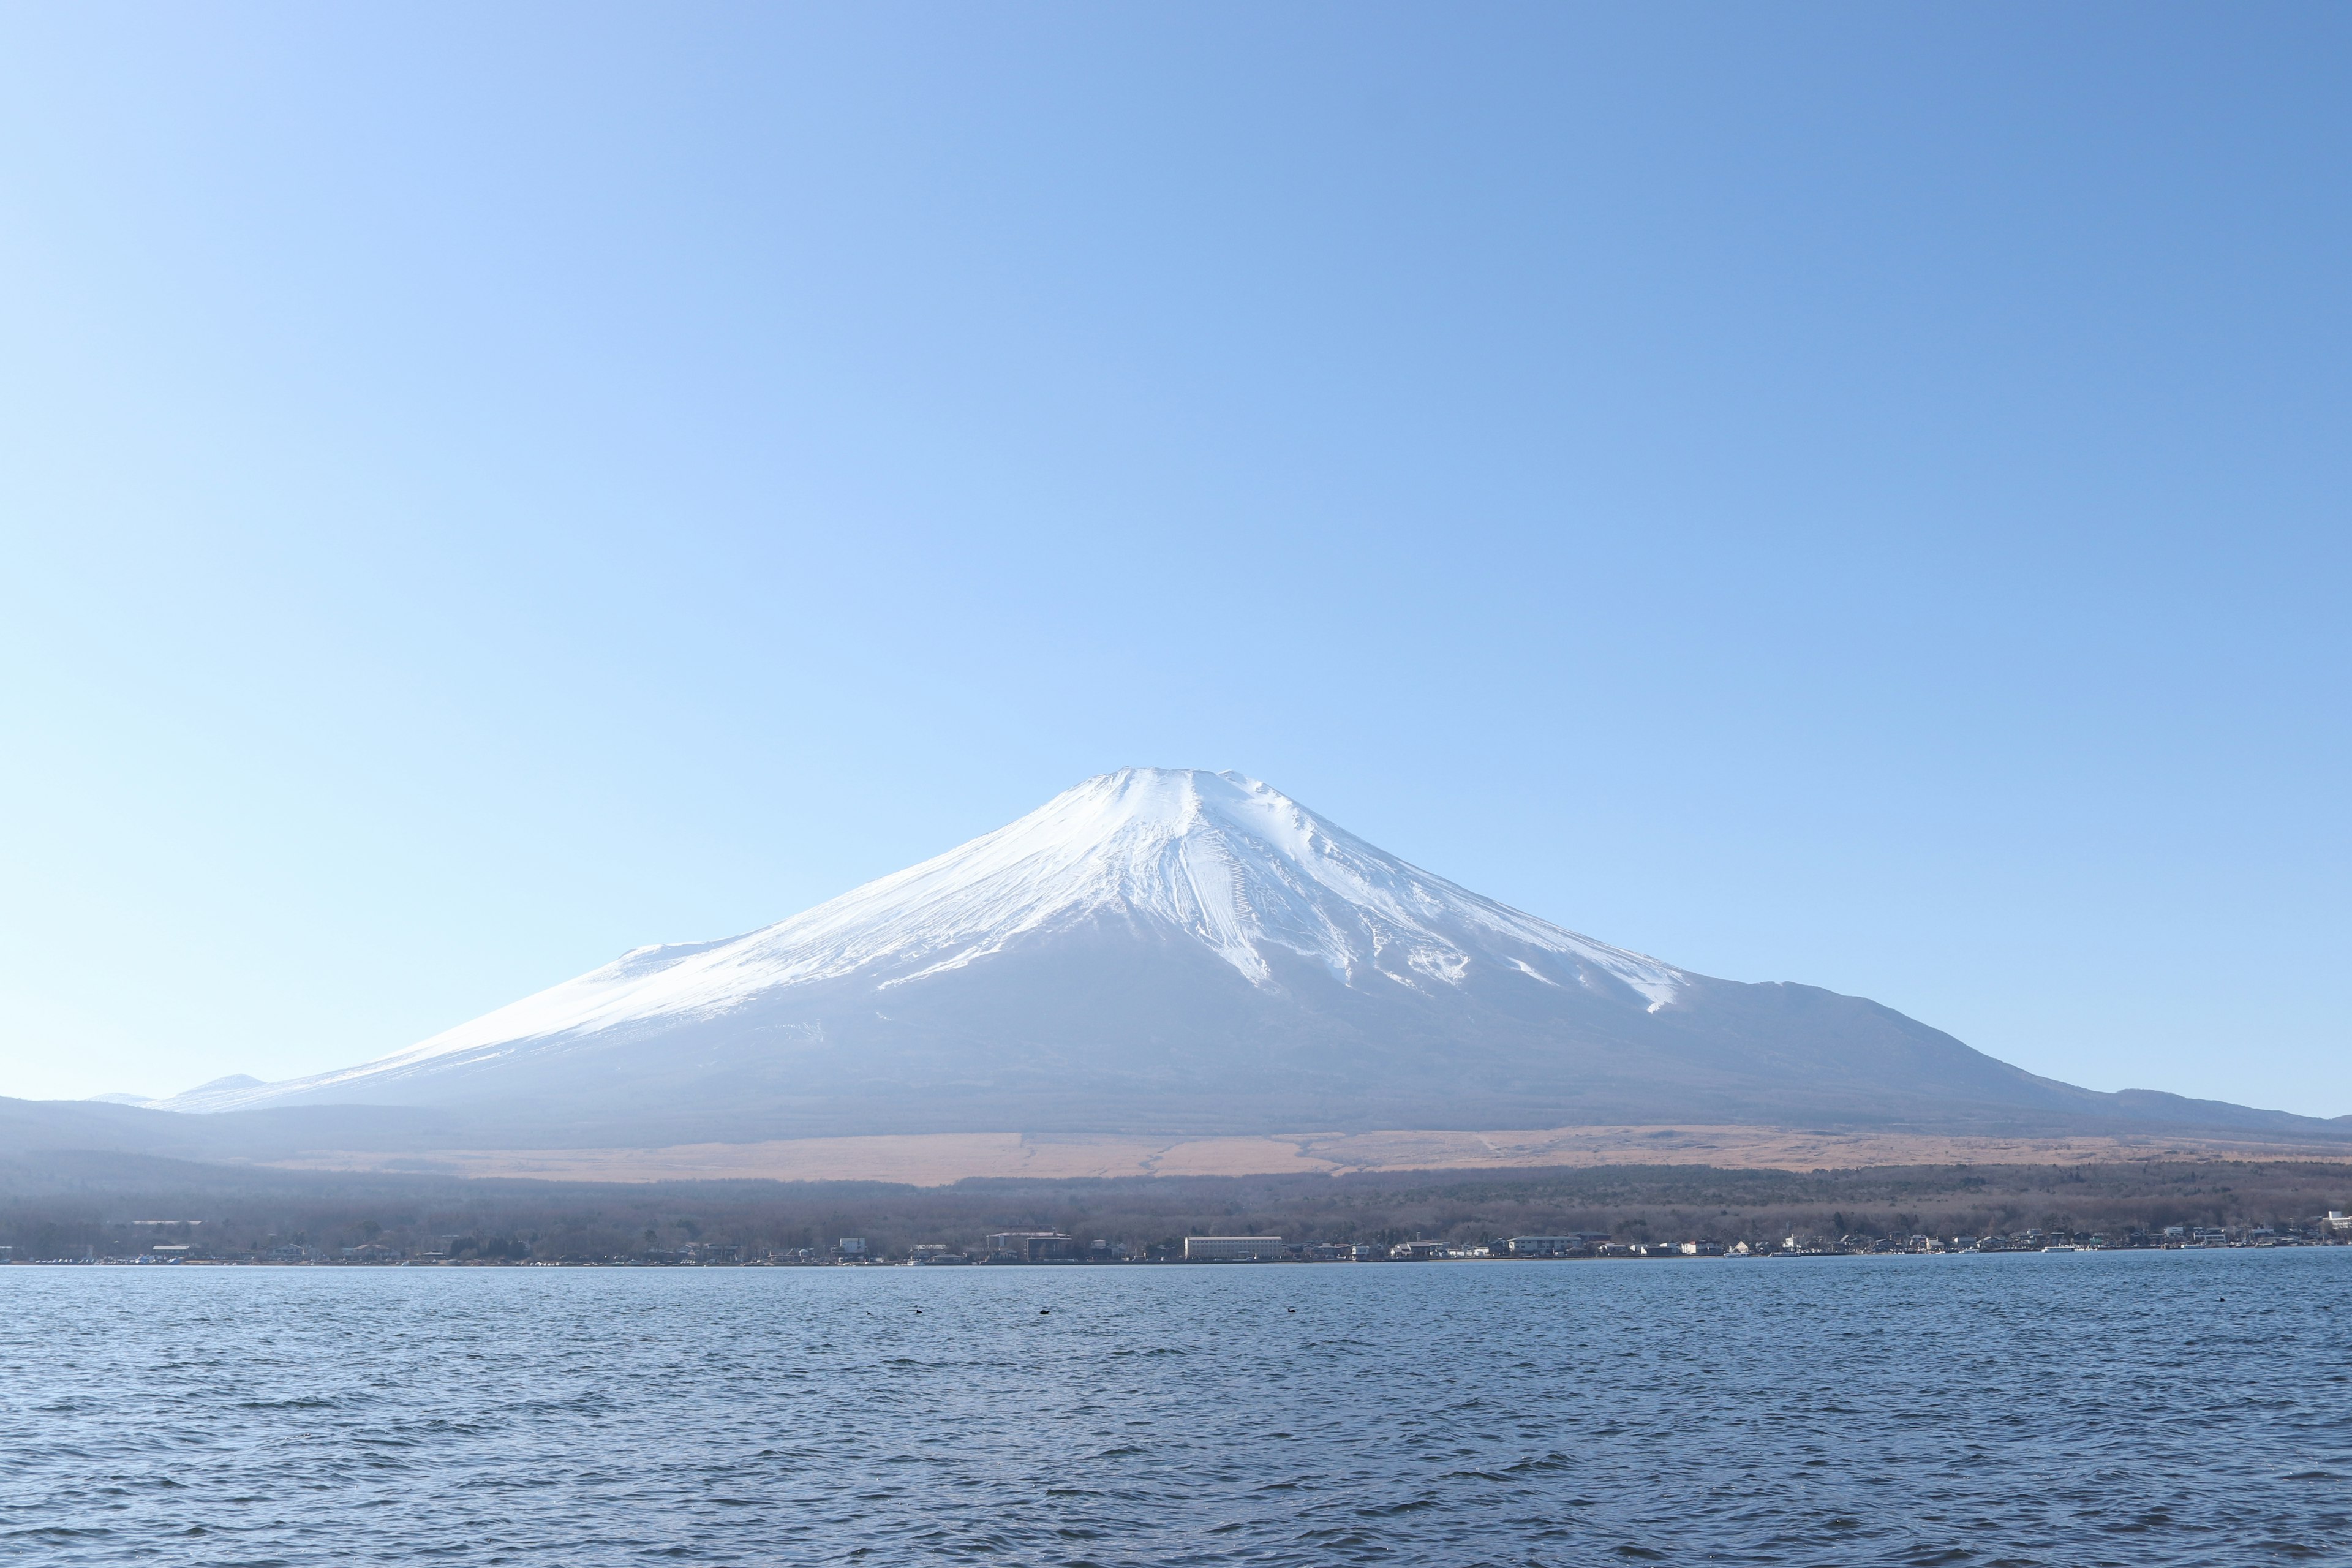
[139,769,2334,1147]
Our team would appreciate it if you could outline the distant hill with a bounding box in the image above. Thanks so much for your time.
[83,769,2348,1153]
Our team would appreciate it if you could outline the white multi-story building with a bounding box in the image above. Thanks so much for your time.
[1183,1236,1284,1262]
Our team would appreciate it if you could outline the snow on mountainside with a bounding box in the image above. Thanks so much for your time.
[164,770,1681,1113]
[141,768,2339,1145]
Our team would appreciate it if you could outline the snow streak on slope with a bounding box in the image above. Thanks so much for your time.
[164,770,1683,1111]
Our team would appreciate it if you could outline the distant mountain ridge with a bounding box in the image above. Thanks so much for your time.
[124,769,2347,1148]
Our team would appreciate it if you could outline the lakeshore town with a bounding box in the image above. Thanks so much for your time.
[9,1212,2350,1267]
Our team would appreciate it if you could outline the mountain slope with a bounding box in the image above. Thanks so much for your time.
[143,769,2342,1145]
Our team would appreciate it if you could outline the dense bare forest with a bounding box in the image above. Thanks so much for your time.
[4,1145,2346,1262]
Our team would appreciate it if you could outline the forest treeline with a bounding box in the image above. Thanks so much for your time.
[2,1145,2347,1261]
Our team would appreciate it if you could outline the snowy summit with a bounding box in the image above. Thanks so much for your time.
[148,769,2230,1142]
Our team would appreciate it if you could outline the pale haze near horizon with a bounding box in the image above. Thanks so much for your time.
[0,7,2343,1116]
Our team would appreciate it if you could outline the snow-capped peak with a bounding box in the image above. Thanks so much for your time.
[161,769,1682,1110]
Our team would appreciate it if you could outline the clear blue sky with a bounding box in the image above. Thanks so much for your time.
[1,6,2344,1115]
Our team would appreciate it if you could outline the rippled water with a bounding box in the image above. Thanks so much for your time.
[4,1250,2348,1565]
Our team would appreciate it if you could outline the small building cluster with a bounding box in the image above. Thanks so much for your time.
[1779,1219,2351,1256]
[12,1212,2348,1266]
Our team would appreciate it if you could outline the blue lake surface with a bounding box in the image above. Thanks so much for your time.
[4,1250,2348,1566]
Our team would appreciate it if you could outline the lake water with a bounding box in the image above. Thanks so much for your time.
[4,1250,2348,1565]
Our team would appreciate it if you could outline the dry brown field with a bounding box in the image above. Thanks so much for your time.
[270,1122,2352,1186]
